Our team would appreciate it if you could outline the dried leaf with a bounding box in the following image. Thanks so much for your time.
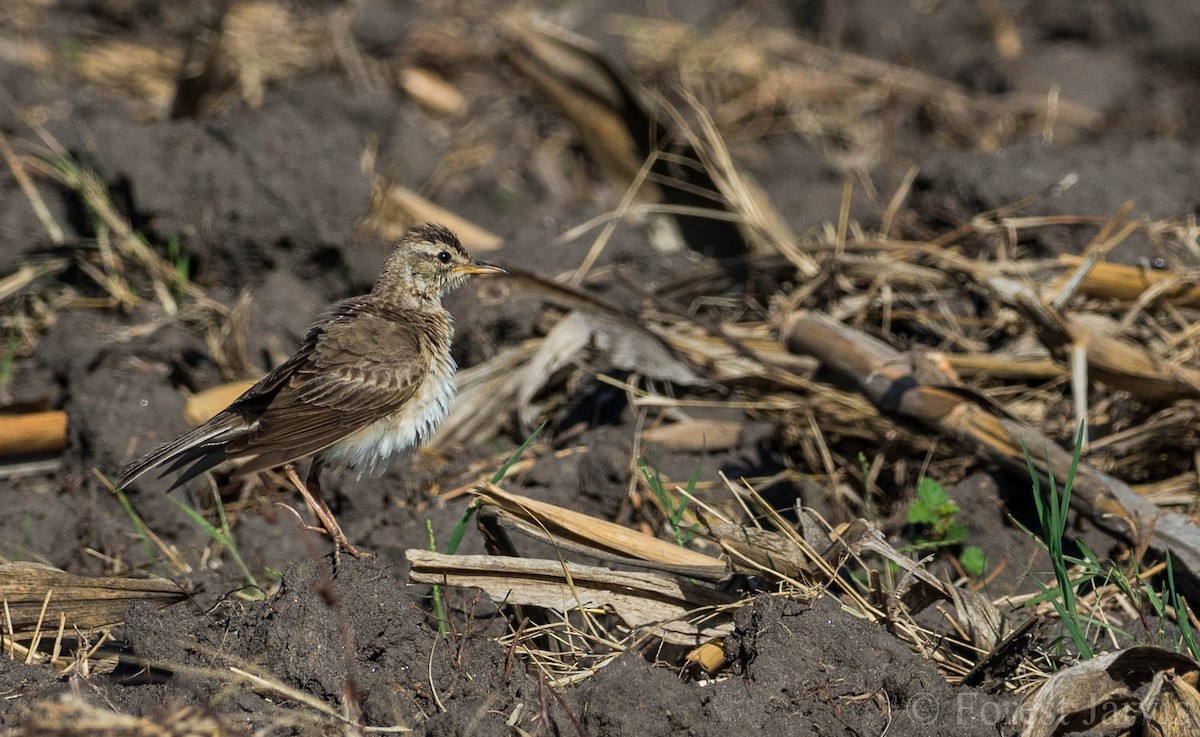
[501,13,750,259]
[400,67,468,116]
[643,419,742,452]
[1061,254,1200,307]
[710,525,810,578]
[1016,646,1198,737]
[778,309,1200,594]
[500,14,652,193]
[825,518,1004,647]
[516,312,593,428]
[586,311,703,386]
[407,550,733,645]
[475,483,727,580]
[184,381,255,426]
[525,309,705,403]
[371,186,502,251]
[1143,669,1200,737]
[76,41,180,109]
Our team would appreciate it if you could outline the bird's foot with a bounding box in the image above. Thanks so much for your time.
[281,465,372,563]
[276,502,371,564]
[328,528,370,566]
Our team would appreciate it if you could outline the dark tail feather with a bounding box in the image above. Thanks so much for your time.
[154,440,225,479]
[163,449,229,492]
[118,413,243,489]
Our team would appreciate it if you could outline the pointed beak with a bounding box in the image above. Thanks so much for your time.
[453,259,507,275]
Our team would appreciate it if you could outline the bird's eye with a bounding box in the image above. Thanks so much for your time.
[437,251,452,264]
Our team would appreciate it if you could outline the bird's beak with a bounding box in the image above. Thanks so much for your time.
[453,259,507,275]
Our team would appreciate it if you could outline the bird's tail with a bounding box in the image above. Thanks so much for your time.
[118,412,244,490]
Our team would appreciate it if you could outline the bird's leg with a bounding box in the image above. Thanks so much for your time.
[283,461,367,560]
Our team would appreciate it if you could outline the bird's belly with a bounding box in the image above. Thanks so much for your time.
[322,362,456,476]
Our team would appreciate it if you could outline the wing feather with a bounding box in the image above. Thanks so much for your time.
[224,303,438,471]
[120,297,446,488]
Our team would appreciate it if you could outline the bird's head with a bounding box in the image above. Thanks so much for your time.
[376,223,505,304]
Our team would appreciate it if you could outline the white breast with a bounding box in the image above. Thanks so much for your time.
[322,354,457,477]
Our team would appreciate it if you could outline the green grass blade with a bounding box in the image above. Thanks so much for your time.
[111,484,159,573]
[170,496,260,593]
[427,519,447,638]
[489,422,546,484]
[1022,425,1094,659]
[1166,550,1200,660]
[444,423,547,558]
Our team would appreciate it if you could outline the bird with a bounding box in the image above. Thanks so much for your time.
[118,223,505,558]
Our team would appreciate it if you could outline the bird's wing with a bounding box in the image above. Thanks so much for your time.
[225,306,434,474]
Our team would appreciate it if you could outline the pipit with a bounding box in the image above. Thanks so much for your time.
[119,223,505,558]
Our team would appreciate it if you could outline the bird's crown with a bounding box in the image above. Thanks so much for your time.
[374,223,504,305]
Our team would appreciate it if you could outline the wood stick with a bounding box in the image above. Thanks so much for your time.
[778,310,1200,594]
[1060,254,1200,307]
[940,353,1064,380]
[0,411,66,456]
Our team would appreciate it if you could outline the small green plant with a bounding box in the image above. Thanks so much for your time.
[427,520,448,637]
[637,456,701,547]
[1131,559,1181,652]
[58,37,83,62]
[43,151,193,313]
[0,332,18,396]
[166,235,190,288]
[904,477,986,577]
[1094,545,1199,657]
[489,184,516,212]
[857,451,877,521]
[1166,551,1200,660]
[443,423,546,559]
[1023,421,1094,659]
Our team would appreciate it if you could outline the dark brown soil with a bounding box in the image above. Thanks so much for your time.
[2,1,1199,735]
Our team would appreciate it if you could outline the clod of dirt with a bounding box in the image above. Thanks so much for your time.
[115,556,530,733]
[53,84,374,293]
[915,137,1200,261]
[554,594,1016,736]
[721,595,1012,736]
[350,0,415,57]
[576,426,632,515]
[0,659,58,713]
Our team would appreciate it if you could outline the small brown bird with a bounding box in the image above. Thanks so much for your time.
[119,223,505,557]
